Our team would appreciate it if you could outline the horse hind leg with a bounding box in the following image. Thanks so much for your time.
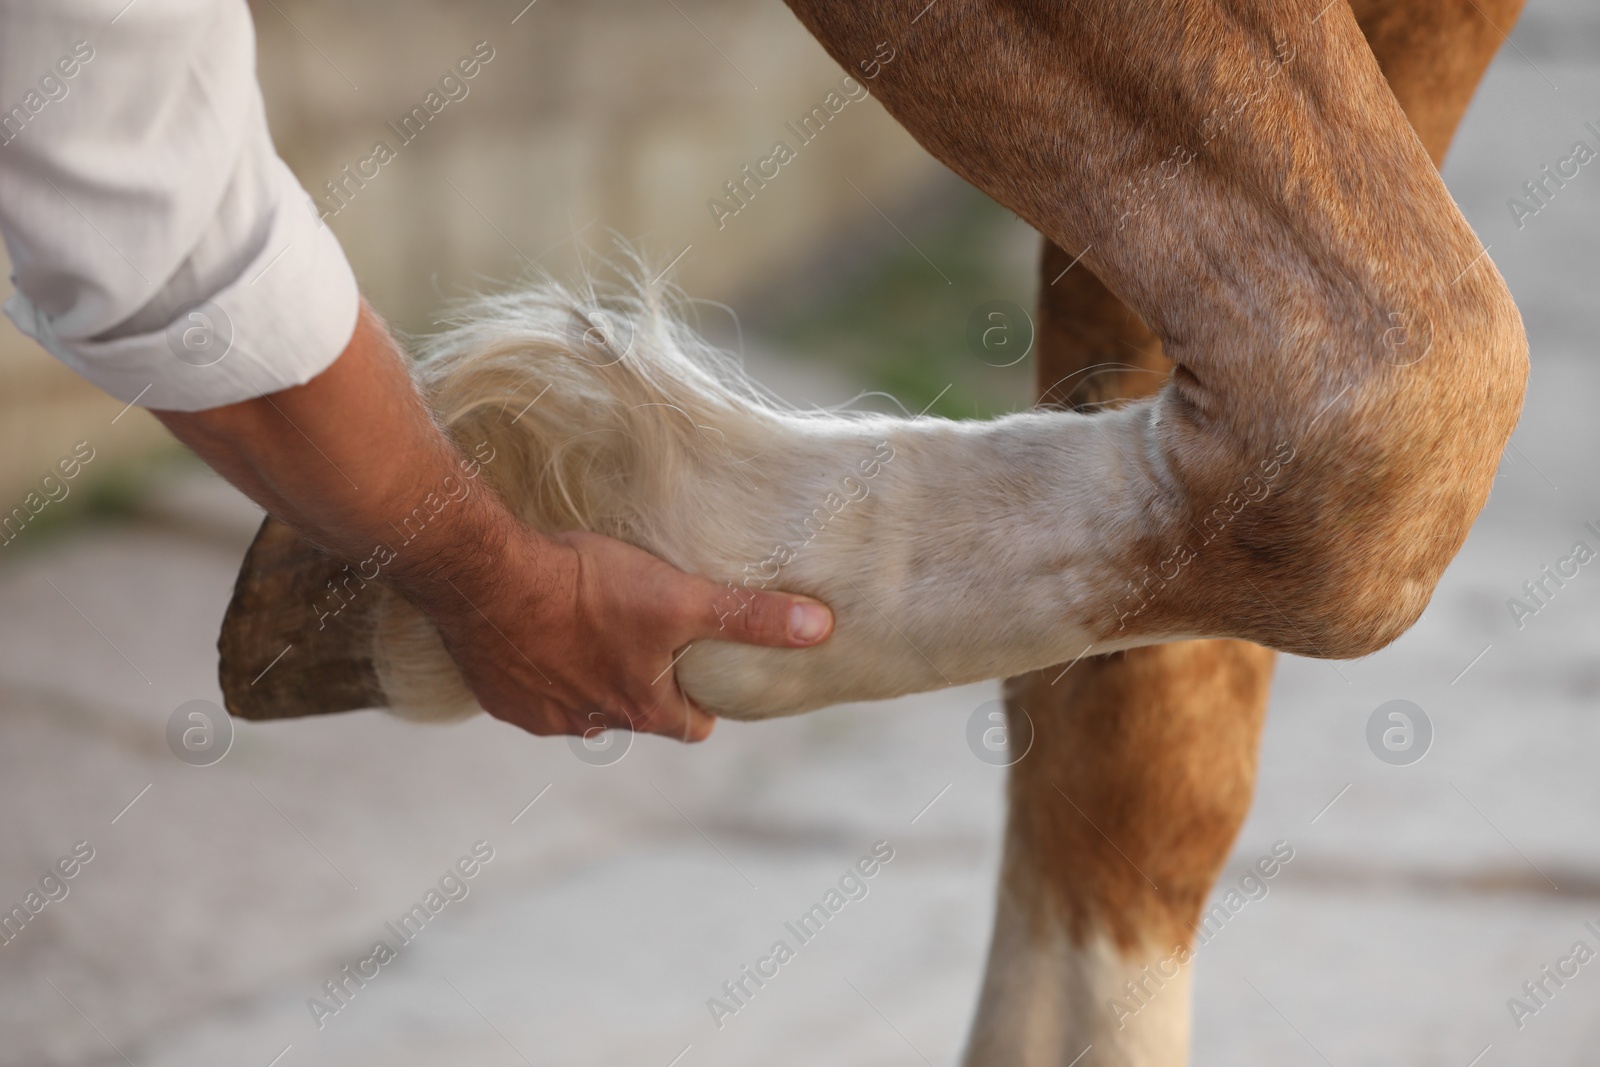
[966,2,1527,1061]
[964,635,1275,1065]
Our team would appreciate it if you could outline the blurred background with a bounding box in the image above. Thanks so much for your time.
[3,0,1600,1063]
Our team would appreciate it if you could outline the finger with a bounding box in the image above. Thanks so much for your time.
[690,581,834,647]
[673,697,716,743]
[633,685,716,743]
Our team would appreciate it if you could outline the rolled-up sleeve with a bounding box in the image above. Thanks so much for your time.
[0,0,359,412]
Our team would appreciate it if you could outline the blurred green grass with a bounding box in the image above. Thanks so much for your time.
[0,444,194,554]
[751,180,1041,421]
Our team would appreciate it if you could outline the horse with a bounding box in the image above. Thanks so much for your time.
[219,1,1530,1062]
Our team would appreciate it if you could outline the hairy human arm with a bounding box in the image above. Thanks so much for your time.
[154,300,834,741]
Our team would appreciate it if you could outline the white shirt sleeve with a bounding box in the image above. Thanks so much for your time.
[0,0,359,412]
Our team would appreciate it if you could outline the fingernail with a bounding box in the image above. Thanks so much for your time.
[789,602,830,642]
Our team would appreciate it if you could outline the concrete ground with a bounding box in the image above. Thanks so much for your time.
[7,2,1600,1064]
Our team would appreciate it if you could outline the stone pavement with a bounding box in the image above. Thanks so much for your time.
[8,2,1600,1064]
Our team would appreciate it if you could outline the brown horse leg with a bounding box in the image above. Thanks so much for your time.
[963,251,1280,1064]
[966,2,1526,1063]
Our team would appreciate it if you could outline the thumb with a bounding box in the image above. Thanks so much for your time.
[694,580,834,647]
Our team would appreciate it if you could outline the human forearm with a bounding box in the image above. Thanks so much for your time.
[152,300,538,617]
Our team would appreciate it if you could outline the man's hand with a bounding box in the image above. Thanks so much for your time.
[154,299,832,741]
[425,528,832,742]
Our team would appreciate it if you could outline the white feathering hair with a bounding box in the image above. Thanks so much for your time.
[371,263,1146,723]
